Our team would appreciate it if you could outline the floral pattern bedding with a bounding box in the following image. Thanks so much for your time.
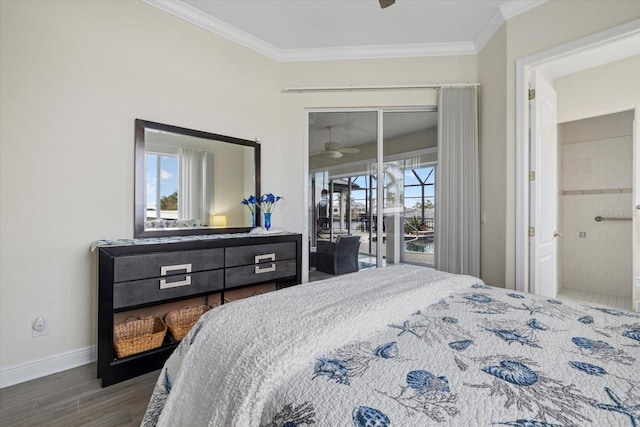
[142,266,640,427]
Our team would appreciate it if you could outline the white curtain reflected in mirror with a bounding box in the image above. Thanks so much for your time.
[178,147,214,225]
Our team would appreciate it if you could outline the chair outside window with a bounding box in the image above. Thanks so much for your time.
[315,235,361,275]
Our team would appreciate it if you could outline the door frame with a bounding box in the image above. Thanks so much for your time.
[515,20,640,294]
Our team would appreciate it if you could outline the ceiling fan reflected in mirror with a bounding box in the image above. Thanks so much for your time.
[312,126,361,159]
[379,0,395,9]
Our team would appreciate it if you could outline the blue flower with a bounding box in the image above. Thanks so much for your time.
[259,193,283,213]
[241,195,257,213]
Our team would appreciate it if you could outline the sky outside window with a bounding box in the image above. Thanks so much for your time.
[146,153,178,210]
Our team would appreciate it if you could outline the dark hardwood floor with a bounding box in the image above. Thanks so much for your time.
[0,363,159,427]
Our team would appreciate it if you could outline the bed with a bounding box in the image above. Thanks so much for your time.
[141,265,640,426]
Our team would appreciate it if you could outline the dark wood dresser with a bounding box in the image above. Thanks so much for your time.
[97,233,301,386]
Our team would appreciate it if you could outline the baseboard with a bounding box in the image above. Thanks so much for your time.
[0,345,96,388]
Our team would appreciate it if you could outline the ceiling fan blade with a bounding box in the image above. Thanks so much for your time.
[379,0,395,9]
[338,148,360,154]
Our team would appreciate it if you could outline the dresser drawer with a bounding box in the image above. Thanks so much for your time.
[113,249,224,282]
[225,259,296,288]
[225,242,296,267]
[113,269,223,309]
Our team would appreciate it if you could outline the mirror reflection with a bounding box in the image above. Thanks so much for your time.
[134,120,260,237]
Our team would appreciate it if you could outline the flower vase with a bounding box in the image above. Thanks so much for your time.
[263,212,272,230]
[251,212,255,228]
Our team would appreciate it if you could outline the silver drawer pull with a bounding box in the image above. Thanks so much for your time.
[255,253,275,263]
[255,263,276,274]
[159,263,192,289]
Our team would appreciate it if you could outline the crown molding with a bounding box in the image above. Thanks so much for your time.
[500,0,548,20]
[474,8,506,52]
[144,0,546,62]
[143,0,282,61]
[475,0,548,52]
[279,42,476,62]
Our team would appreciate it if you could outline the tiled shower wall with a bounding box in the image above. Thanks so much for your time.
[558,110,633,298]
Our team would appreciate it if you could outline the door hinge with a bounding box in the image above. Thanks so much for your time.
[528,88,535,100]
[529,227,535,237]
[529,171,535,181]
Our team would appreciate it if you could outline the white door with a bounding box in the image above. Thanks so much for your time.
[529,71,559,297]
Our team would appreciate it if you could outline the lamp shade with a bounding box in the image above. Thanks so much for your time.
[210,215,227,227]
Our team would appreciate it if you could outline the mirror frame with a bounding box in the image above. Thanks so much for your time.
[134,119,261,238]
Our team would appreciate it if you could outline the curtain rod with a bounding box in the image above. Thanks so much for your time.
[283,83,480,93]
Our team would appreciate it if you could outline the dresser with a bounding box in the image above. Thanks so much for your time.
[97,233,301,386]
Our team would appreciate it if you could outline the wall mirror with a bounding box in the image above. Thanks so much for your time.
[134,119,260,238]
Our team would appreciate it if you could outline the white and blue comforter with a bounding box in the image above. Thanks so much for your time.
[142,265,640,427]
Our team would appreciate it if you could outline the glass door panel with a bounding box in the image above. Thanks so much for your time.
[308,111,378,273]
[383,110,438,267]
[308,109,437,276]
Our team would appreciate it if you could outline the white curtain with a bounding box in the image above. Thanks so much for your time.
[178,148,214,223]
[435,86,480,276]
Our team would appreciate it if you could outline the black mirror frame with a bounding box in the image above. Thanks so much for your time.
[134,119,261,238]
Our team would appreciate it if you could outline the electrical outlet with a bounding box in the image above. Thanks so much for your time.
[32,316,48,337]
[579,232,587,238]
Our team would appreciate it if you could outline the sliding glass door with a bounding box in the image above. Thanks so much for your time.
[308,108,437,277]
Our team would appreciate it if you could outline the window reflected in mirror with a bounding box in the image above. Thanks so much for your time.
[134,119,260,238]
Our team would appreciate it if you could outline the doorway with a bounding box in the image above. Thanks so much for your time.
[307,109,438,281]
[516,21,640,312]
[556,111,634,310]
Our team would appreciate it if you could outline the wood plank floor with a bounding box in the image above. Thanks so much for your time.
[0,363,159,427]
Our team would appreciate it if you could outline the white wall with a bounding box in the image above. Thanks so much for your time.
[555,55,640,123]
[477,24,507,288]
[559,112,633,298]
[0,0,281,380]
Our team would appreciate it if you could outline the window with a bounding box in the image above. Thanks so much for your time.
[146,153,178,220]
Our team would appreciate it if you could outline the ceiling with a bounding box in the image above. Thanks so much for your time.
[146,0,547,61]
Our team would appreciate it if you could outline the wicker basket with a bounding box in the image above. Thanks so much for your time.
[164,305,211,341]
[113,316,167,358]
